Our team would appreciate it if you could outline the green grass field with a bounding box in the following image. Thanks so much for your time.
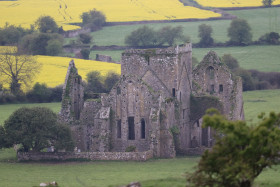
[0,90,280,186]
[82,7,280,46]
[0,148,279,187]
[88,45,280,72]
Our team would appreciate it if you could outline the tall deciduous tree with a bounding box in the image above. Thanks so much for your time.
[228,18,252,45]
[198,24,214,47]
[187,109,280,187]
[0,48,41,95]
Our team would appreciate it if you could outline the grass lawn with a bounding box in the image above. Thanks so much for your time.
[0,89,280,186]
[0,148,279,187]
[243,89,280,124]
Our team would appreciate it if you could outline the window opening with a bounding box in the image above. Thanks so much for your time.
[219,84,223,93]
[172,88,176,97]
[141,118,145,139]
[117,120,121,138]
[128,117,135,140]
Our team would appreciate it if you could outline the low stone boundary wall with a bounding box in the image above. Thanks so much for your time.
[17,150,153,161]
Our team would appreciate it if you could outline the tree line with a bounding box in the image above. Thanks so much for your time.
[125,18,280,48]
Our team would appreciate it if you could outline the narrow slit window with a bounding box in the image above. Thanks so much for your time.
[141,118,145,139]
[128,117,135,140]
[210,85,215,94]
[219,84,223,93]
[117,120,121,138]
[172,88,176,97]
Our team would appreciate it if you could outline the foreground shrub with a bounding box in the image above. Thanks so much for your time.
[187,109,280,187]
[3,107,74,152]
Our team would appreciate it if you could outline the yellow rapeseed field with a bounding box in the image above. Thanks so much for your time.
[194,0,280,7]
[0,53,121,91]
[0,0,220,31]
[36,56,121,88]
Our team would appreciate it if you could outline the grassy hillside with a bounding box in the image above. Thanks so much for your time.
[193,45,280,72]
[86,7,280,46]
[87,45,280,72]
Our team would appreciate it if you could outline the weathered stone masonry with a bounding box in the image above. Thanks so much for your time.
[57,43,244,160]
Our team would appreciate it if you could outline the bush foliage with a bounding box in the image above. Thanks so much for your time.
[2,107,74,152]
[187,109,280,187]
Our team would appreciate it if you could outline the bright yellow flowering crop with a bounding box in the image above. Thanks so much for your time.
[194,0,280,7]
[35,56,121,88]
[0,0,220,31]
[0,51,121,91]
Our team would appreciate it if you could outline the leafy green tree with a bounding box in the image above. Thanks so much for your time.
[35,16,58,33]
[81,9,106,31]
[228,18,252,45]
[125,26,157,47]
[104,71,120,93]
[157,26,184,46]
[259,32,280,44]
[221,54,239,70]
[46,39,63,56]
[80,48,90,59]
[85,71,104,93]
[79,33,92,44]
[187,109,280,187]
[0,48,41,95]
[4,107,74,152]
[235,68,255,91]
[26,82,52,102]
[263,0,275,6]
[198,24,214,47]
[19,33,63,55]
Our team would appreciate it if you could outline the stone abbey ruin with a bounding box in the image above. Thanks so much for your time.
[59,43,244,159]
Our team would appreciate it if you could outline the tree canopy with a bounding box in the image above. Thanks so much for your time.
[198,24,214,47]
[228,18,252,45]
[187,109,280,187]
[0,48,42,95]
[35,16,58,33]
[2,107,74,152]
[81,9,106,31]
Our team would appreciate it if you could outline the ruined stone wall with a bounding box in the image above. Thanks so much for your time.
[192,51,244,120]
[78,100,111,152]
[60,60,84,124]
[17,150,153,161]
[95,54,113,62]
[102,76,160,153]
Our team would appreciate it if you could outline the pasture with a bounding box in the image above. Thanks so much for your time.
[0,91,280,187]
[85,7,280,46]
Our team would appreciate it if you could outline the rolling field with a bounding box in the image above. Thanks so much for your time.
[193,45,280,72]
[0,0,220,30]
[87,7,280,46]
[0,55,121,91]
[194,0,280,7]
[0,89,280,186]
[0,150,278,187]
